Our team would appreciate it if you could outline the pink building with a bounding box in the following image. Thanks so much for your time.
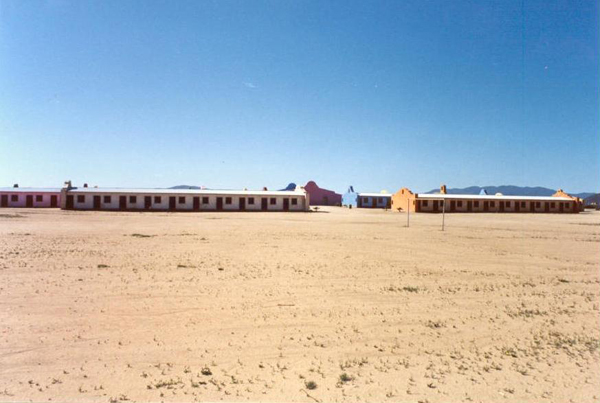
[304,181,342,206]
[0,185,61,208]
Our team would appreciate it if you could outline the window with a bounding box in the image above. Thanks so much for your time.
[225,197,232,204]
[474,201,479,208]
[11,195,18,202]
[521,202,526,208]
[154,196,162,204]
[36,195,43,202]
[202,197,209,204]
[104,196,111,203]
[378,197,383,204]
[490,201,495,207]
[291,198,298,205]
[248,197,255,205]
[536,202,541,208]
[77,195,85,203]
[439,200,444,207]
[423,200,429,207]
[457,201,463,207]
[178,196,185,204]
[270,198,276,205]
[505,201,511,208]
[129,196,137,203]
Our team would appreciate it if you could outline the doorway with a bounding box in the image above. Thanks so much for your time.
[467,201,472,212]
[144,196,152,210]
[530,202,535,213]
[50,195,58,207]
[216,197,223,211]
[450,200,456,212]
[261,198,268,211]
[93,196,101,210]
[433,200,438,212]
[26,195,33,207]
[66,195,74,210]
[169,197,176,211]
[1,195,8,207]
[515,202,520,213]
[120,196,127,210]
[559,202,564,213]
[193,197,200,211]
[499,202,505,212]
[483,201,489,212]
[239,198,246,211]
[283,198,289,211]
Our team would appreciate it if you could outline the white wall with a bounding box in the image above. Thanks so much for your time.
[66,192,307,212]
[0,192,60,208]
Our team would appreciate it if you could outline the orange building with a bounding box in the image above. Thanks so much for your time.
[391,185,582,214]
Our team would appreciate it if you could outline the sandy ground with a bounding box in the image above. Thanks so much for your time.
[0,207,599,403]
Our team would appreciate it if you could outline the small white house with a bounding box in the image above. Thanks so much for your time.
[0,185,61,208]
[60,183,310,212]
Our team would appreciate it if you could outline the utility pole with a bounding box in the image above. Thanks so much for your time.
[407,199,410,228]
[442,198,446,231]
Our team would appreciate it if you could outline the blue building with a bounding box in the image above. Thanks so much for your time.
[342,186,358,208]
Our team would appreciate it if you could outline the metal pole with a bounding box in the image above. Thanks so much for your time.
[407,199,410,228]
[442,198,445,231]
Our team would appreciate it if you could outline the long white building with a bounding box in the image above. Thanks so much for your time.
[60,183,310,212]
[0,186,61,208]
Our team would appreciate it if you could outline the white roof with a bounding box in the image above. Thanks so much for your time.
[417,193,573,202]
[0,187,61,193]
[358,193,392,198]
[66,187,305,197]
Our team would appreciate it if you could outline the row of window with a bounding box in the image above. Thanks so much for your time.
[75,195,299,206]
[421,200,570,209]
[361,197,387,203]
[2,194,51,202]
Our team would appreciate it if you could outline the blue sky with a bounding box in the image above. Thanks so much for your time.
[1,0,598,193]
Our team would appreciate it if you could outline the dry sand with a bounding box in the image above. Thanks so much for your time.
[0,207,599,403]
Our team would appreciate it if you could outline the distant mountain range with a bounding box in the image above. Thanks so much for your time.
[584,194,600,206]
[426,185,595,199]
[170,185,204,190]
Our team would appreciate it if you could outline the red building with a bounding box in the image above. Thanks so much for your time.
[304,181,342,206]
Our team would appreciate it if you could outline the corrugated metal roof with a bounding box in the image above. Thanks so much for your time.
[358,193,392,197]
[66,188,305,197]
[0,187,61,193]
[417,193,574,201]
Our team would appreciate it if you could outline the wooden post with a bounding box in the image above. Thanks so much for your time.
[442,198,445,231]
[407,199,410,228]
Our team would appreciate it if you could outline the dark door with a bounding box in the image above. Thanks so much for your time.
[119,196,127,210]
[216,197,223,211]
[283,198,289,211]
[530,202,535,212]
[544,203,549,212]
[467,201,472,212]
[499,202,505,212]
[559,202,564,213]
[483,201,489,212]
[145,196,152,210]
[50,195,58,207]
[450,200,456,212]
[433,200,438,212]
[515,202,520,212]
[66,195,74,210]
[1,195,7,207]
[261,198,268,211]
[26,195,33,207]
[239,198,246,211]
[93,196,101,210]
[169,196,176,211]
[193,197,200,211]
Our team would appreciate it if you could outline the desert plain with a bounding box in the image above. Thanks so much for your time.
[0,207,599,403]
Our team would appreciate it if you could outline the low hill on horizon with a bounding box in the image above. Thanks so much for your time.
[426,185,594,199]
[169,185,204,190]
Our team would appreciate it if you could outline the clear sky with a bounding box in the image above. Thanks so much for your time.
[1,0,598,193]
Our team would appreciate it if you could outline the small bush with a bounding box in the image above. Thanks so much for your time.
[339,373,353,383]
[305,380,317,390]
